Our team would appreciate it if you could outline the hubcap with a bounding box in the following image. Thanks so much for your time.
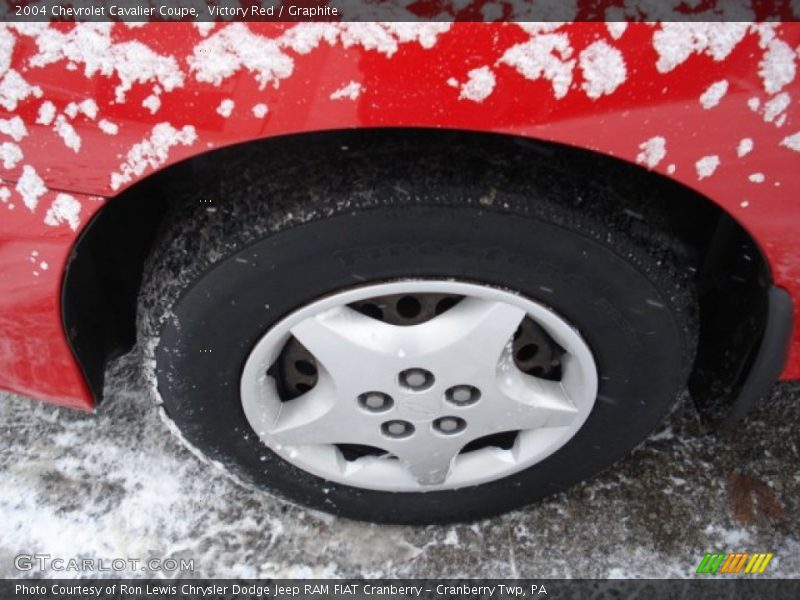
[240,280,598,491]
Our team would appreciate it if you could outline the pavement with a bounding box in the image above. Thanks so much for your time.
[1,348,798,579]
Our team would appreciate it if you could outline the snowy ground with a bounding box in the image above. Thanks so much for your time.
[1,349,798,579]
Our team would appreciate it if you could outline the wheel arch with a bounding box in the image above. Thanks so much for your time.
[62,127,788,425]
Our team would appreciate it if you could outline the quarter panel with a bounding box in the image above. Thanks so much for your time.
[1,22,799,405]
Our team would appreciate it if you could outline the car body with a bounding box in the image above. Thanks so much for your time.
[0,20,798,416]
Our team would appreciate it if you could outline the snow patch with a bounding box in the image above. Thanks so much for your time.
[695,155,720,179]
[636,136,666,168]
[458,66,495,103]
[44,193,81,231]
[579,40,626,99]
[142,94,161,115]
[0,142,22,169]
[330,81,363,101]
[194,22,215,37]
[0,26,14,78]
[110,123,197,191]
[53,115,81,153]
[216,98,235,117]
[64,99,98,120]
[606,21,627,40]
[98,119,118,135]
[338,23,452,57]
[763,92,790,124]
[759,38,796,95]
[36,101,56,126]
[780,132,800,152]
[0,141,22,169]
[699,80,728,109]
[652,23,749,73]
[0,69,42,111]
[15,165,47,211]
[737,138,754,157]
[0,116,27,141]
[24,23,184,102]
[190,23,294,89]
[499,32,575,99]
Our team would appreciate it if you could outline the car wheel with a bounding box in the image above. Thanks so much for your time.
[142,150,697,524]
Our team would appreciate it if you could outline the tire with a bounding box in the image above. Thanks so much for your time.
[140,139,697,524]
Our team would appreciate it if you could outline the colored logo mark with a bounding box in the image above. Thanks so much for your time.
[696,552,774,575]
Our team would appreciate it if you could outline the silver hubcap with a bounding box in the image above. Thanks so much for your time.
[240,280,598,491]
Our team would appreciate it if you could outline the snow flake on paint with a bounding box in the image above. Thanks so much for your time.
[762,92,790,125]
[0,141,22,169]
[142,94,161,115]
[216,98,235,117]
[758,38,796,95]
[24,23,184,102]
[64,99,98,120]
[98,119,119,135]
[194,22,215,38]
[458,67,495,103]
[330,81,363,101]
[53,115,81,153]
[748,173,765,183]
[36,101,56,126]
[780,132,800,152]
[699,80,729,109]
[636,136,666,168]
[15,165,46,211]
[737,138,754,157]
[695,155,720,179]
[605,21,628,41]
[579,40,626,99]
[252,103,268,119]
[0,25,14,77]
[0,116,27,141]
[0,69,42,111]
[338,23,453,57]
[44,193,81,231]
[190,23,294,89]
[652,23,749,74]
[110,123,197,191]
[499,32,575,99]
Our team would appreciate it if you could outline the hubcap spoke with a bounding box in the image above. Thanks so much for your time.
[289,305,397,381]
[268,376,348,446]
[387,432,466,486]
[427,297,527,366]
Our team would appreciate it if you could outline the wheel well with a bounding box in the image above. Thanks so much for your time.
[63,128,773,422]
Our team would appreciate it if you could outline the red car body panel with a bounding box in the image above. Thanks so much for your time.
[1,21,799,409]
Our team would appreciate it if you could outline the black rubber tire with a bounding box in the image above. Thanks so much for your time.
[142,138,697,524]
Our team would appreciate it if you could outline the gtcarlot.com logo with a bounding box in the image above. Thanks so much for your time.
[14,554,194,573]
[696,552,774,575]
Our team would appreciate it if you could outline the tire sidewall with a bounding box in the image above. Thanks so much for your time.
[156,204,691,523]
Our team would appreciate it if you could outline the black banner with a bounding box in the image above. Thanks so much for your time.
[2,0,800,23]
[4,579,800,600]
